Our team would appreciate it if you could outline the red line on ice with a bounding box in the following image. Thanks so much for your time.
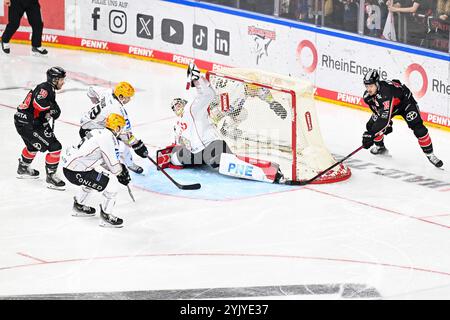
[2,252,450,278]
[304,187,450,230]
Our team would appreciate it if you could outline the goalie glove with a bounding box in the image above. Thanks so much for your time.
[117,164,131,186]
[186,62,200,89]
[132,140,148,158]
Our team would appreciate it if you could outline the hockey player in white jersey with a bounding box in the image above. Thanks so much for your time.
[62,113,131,228]
[79,81,148,174]
[157,63,284,184]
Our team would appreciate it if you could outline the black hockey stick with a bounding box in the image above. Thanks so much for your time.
[147,155,201,190]
[285,146,364,186]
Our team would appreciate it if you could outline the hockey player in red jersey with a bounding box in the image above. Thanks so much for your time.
[13,66,67,189]
[361,70,443,168]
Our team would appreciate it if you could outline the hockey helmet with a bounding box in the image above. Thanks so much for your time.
[363,70,380,85]
[114,82,135,98]
[46,66,66,83]
[171,98,187,116]
[105,113,126,135]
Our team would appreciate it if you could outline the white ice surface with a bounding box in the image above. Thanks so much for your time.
[1,44,450,299]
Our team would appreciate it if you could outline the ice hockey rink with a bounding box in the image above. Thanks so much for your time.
[0,44,449,300]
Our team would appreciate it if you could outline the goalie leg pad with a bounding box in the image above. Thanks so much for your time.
[218,153,281,183]
[202,140,232,169]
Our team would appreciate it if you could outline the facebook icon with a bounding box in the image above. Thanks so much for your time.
[92,7,100,31]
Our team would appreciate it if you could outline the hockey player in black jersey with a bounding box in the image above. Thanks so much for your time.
[13,66,67,189]
[361,70,443,168]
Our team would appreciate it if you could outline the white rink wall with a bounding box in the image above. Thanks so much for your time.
[1,0,449,130]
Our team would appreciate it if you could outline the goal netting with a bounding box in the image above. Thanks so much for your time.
[206,68,351,184]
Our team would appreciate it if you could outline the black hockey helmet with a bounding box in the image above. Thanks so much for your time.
[363,69,380,85]
[46,66,66,83]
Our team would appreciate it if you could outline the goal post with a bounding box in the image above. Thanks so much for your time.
[206,68,351,184]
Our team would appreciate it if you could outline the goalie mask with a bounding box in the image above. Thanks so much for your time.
[171,98,187,117]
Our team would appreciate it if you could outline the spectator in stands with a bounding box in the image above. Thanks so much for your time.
[240,0,275,15]
[437,0,450,21]
[366,0,383,36]
[323,0,335,27]
[1,0,48,55]
[388,0,433,46]
[286,0,310,21]
[342,0,359,33]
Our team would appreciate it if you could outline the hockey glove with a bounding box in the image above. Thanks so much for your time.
[269,101,287,119]
[49,102,61,120]
[362,131,375,149]
[383,121,393,135]
[117,164,131,186]
[132,140,148,158]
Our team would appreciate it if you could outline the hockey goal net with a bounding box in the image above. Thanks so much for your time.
[206,68,351,184]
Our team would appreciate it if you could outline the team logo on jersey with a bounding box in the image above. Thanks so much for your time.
[37,89,48,100]
[383,101,390,110]
[32,143,42,150]
[406,111,418,121]
[177,121,187,131]
[43,130,53,138]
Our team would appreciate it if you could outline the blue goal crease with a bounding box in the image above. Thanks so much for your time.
[130,164,299,201]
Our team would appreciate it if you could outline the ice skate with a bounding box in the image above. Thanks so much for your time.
[32,46,48,56]
[72,197,96,217]
[46,166,66,190]
[370,145,389,155]
[99,206,123,228]
[17,159,39,179]
[127,163,144,174]
[1,40,10,54]
[426,153,443,168]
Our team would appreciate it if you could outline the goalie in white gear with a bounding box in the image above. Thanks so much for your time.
[157,63,284,184]
[168,63,232,169]
[62,113,131,228]
[80,81,148,175]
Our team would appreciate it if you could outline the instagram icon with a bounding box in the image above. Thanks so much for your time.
[109,10,127,34]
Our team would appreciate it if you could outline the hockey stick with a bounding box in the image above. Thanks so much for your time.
[127,185,135,202]
[147,155,201,190]
[285,146,364,186]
